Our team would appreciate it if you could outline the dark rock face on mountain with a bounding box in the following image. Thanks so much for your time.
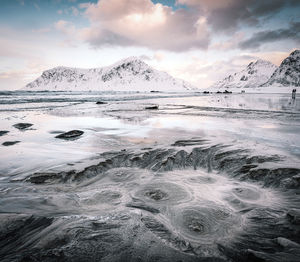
[262,50,300,87]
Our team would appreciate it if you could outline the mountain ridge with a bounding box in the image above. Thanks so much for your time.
[210,59,278,90]
[24,57,196,92]
[210,50,299,90]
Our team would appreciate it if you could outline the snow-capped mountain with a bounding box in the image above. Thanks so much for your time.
[210,59,277,90]
[262,50,300,87]
[24,57,195,92]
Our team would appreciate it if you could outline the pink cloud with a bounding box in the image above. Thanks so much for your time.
[212,32,245,50]
[55,20,76,35]
[79,0,210,51]
[176,0,234,9]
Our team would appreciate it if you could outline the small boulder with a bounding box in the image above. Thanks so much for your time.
[13,123,33,130]
[145,105,159,110]
[96,101,107,105]
[203,91,210,94]
[0,131,9,136]
[2,141,20,146]
[55,130,84,140]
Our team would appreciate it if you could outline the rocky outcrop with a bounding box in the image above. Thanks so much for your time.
[262,50,300,87]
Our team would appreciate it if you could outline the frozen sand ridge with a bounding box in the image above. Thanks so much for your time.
[262,50,300,87]
[211,59,278,89]
[24,56,196,91]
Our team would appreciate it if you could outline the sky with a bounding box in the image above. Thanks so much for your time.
[0,0,299,90]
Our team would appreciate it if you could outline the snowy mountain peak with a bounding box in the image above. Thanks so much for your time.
[210,59,277,90]
[262,49,300,87]
[107,56,147,71]
[249,59,274,67]
[113,56,144,65]
[24,57,196,92]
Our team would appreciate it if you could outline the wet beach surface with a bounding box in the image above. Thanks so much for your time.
[0,91,299,261]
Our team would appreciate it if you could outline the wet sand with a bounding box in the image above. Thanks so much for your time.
[0,91,299,261]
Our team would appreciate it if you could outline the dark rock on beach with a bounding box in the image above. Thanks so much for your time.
[172,139,207,147]
[13,123,33,130]
[96,101,107,104]
[2,141,20,146]
[0,131,9,136]
[27,172,73,184]
[145,105,159,110]
[55,130,84,140]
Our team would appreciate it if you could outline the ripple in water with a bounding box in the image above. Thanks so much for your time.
[172,206,240,244]
[144,189,168,201]
[133,182,192,205]
[187,176,216,184]
[232,186,260,201]
[106,168,137,182]
[81,189,122,206]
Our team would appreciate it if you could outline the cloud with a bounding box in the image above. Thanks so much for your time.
[32,27,51,33]
[177,0,300,32]
[177,0,234,10]
[54,0,299,52]
[153,52,165,61]
[71,6,79,16]
[79,0,210,51]
[165,53,270,88]
[54,20,82,47]
[243,51,293,65]
[239,22,300,49]
[55,20,76,35]
[0,64,46,90]
[57,6,80,16]
[212,32,245,50]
